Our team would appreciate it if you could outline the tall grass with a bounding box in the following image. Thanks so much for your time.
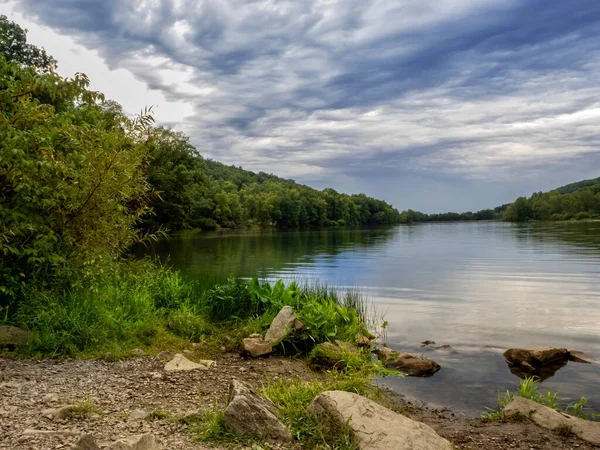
[4,263,373,358]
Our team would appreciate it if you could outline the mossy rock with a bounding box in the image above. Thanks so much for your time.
[308,341,364,371]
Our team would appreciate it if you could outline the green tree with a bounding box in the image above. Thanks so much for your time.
[0,15,57,72]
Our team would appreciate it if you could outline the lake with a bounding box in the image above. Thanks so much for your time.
[137,221,600,415]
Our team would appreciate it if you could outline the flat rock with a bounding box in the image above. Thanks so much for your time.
[42,404,76,420]
[241,337,273,358]
[378,347,440,376]
[569,350,596,364]
[163,354,214,372]
[264,306,297,345]
[105,434,160,450]
[155,351,174,362]
[0,325,30,347]
[223,379,291,442]
[309,391,452,450]
[503,347,569,366]
[22,429,80,437]
[504,397,600,445]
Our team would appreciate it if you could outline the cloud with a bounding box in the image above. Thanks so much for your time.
[10,0,600,198]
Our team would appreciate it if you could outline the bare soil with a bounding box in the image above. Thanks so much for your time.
[0,354,597,450]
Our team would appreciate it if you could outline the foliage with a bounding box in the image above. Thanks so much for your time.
[0,15,57,72]
[398,208,501,223]
[503,184,600,222]
[0,54,157,308]
[144,128,402,231]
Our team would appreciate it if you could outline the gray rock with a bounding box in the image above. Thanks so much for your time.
[223,379,292,442]
[75,434,101,450]
[504,397,600,445]
[0,325,30,347]
[241,337,273,358]
[163,354,214,372]
[264,306,297,345]
[42,392,60,403]
[42,405,76,420]
[309,391,452,450]
[105,434,160,450]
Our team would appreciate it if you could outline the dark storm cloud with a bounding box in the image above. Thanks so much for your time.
[15,0,600,184]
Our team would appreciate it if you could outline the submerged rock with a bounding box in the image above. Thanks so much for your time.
[241,337,273,358]
[264,306,298,345]
[569,350,596,364]
[421,340,436,346]
[377,347,440,377]
[504,397,600,445]
[223,379,291,442]
[435,345,453,351]
[309,390,452,450]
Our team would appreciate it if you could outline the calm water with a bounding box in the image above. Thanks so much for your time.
[137,222,600,415]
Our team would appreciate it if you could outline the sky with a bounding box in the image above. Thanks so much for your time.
[2,0,600,213]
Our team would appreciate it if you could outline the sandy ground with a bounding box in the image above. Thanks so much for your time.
[0,355,597,450]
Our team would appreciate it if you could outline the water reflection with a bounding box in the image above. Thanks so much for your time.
[136,222,600,415]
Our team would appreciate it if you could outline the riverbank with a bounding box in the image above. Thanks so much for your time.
[1,354,598,450]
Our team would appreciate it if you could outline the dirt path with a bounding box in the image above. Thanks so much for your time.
[0,356,597,449]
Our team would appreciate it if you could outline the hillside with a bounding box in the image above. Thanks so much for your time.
[554,177,600,195]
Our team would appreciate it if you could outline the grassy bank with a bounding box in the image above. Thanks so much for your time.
[2,260,374,360]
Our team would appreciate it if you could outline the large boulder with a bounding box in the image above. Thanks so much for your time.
[0,325,30,347]
[264,306,298,345]
[377,347,440,377]
[309,391,452,450]
[223,379,291,442]
[163,354,214,372]
[241,336,273,358]
[504,397,600,445]
[105,434,160,450]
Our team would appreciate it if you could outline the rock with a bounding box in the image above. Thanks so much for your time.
[42,392,60,403]
[293,319,304,330]
[131,348,145,356]
[503,347,569,381]
[503,347,569,366]
[248,333,263,339]
[22,429,81,437]
[75,434,101,450]
[223,379,292,442]
[309,391,452,450]
[241,337,273,358]
[105,434,160,450]
[421,340,436,346]
[163,354,214,372]
[308,341,360,371]
[435,345,453,351]
[504,397,600,445]
[377,347,440,376]
[42,405,76,420]
[0,325,30,347]
[264,306,297,345]
[183,349,193,355]
[356,334,372,347]
[155,351,174,362]
[569,350,596,364]
[130,409,149,420]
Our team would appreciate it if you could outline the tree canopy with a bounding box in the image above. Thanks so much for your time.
[0,15,57,72]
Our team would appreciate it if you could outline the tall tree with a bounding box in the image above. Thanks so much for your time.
[0,15,57,72]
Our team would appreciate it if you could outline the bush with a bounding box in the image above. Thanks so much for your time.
[167,307,212,341]
[201,277,254,321]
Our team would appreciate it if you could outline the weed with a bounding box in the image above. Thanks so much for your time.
[66,397,102,418]
[554,424,575,436]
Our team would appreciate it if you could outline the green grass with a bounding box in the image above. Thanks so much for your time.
[483,377,597,421]
[2,261,374,360]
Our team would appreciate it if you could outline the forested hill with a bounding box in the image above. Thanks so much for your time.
[553,177,600,195]
[144,128,401,230]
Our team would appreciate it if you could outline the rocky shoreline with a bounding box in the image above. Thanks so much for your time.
[1,351,599,450]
